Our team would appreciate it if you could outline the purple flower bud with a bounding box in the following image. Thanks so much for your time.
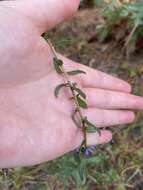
[75,145,96,157]
[84,145,97,157]
[88,145,97,151]
[84,148,93,157]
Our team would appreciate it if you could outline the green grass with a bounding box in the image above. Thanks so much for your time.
[1,125,143,190]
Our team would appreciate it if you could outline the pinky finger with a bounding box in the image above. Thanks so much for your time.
[87,130,112,146]
[74,130,112,150]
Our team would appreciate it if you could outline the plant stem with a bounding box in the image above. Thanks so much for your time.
[47,39,87,148]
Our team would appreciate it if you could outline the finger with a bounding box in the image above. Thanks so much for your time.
[3,0,80,33]
[60,56,132,93]
[87,130,112,146]
[83,108,135,127]
[84,88,143,110]
[74,130,112,149]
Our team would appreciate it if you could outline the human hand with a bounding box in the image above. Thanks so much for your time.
[0,0,143,168]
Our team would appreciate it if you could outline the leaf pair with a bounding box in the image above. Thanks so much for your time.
[71,83,87,109]
[55,82,87,110]
[76,95,87,109]
[72,109,81,129]
[72,83,86,100]
[53,58,63,74]
[72,111,100,135]
[53,57,86,76]
[83,117,101,135]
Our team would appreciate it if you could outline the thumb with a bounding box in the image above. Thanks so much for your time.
[5,0,80,33]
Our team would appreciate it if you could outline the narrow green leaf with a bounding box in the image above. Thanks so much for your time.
[72,169,83,187]
[83,117,96,128]
[53,58,63,74]
[76,96,88,109]
[78,165,86,185]
[86,127,99,133]
[71,109,81,128]
[73,86,86,99]
[84,117,101,135]
[77,90,86,99]
[67,70,86,76]
[53,57,63,66]
[54,83,68,98]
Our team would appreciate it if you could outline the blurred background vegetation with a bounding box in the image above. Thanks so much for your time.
[1,0,143,189]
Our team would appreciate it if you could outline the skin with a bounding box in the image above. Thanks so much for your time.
[0,0,143,168]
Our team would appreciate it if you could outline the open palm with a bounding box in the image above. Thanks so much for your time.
[0,0,143,168]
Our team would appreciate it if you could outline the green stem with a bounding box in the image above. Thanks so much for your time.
[47,39,87,148]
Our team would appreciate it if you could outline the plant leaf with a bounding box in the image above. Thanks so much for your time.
[67,70,86,76]
[72,168,86,187]
[78,164,86,185]
[72,84,86,99]
[83,117,96,128]
[83,117,101,135]
[86,127,99,133]
[53,58,63,74]
[54,83,68,98]
[53,57,63,66]
[76,96,88,109]
[76,89,86,99]
[71,109,81,128]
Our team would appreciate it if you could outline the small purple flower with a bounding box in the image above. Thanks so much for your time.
[84,145,97,157]
[88,145,97,151]
[75,145,96,157]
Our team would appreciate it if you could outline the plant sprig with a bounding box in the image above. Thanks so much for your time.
[47,39,100,156]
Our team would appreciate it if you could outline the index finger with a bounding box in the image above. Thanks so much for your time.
[62,56,132,93]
